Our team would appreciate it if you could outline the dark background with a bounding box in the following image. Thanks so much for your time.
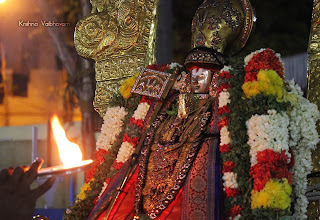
[172,0,313,63]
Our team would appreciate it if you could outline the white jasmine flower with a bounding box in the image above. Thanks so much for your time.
[247,110,290,166]
[220,65,233,73]
[223,172,238,189]
[96,106,127,151]
[116,141,135,163]
[169,62,183,69]
[219,91,231,108]
[132,102,150,120]
[220,126,230,145]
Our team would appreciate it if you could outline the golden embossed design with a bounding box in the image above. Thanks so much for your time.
[131,69,177,100]
[137,98,212,218]
[74,0,159,116]
[142,113,204,214]
[191,0,254,56]
[178,94,193,119]
[307,0,320,218]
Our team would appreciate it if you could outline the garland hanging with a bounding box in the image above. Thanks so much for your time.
[219,48,319,219]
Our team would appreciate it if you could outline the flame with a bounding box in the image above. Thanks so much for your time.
[51,115,82,168]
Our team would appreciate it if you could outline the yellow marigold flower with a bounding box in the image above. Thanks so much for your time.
[257,191,270,208]
[242,70,285,100]
[282,178,292,195]
[255,70,284,101]
[264,179,281,194]
[120,73,138,99]
[242,81,261,98]
[274,191,291,210]
[251,190,270,209]
[251,179,292,211]
[257,70,282,85]
[251,190,259,209]
[258,81,276,96]
[77,179,94,201]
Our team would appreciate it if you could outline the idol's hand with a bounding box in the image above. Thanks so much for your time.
[0,158,55,220]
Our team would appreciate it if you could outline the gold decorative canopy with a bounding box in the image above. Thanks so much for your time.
[191,0,254,56]
[307,0,320,217]
[74,0,160,116]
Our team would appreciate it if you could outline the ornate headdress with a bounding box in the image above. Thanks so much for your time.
[185,0,254,67]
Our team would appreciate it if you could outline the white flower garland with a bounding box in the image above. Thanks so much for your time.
[96,106,127,151]
[218,91,231,108]
[247,109,290,166]
[223,172,239,189]
[98,181,108,199]
[97,100,151,199]
[220,126,231,146]
[116,141,135,163]
[132,102,150,120]
[285,81,320,220]
[233,215,241,220]
[220,65,233,73]
[218,66,240,218]
[115,101,150,163]
[169,62,183,69]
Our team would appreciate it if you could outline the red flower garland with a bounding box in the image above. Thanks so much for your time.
[223,161,236,173]
[230,205,242,218]
[220,144,230,153]
[225,187,241,197]
[219,70,234,79]
[85,149,109,183]
[218,105,230,114]
[217,68,243,218]
[249,149,293,191]
[140,95,152,105]
[244,49,284,83]
[129,118,144,128]
[112,161,124,170]
[218,117,229,129]
[122,133,140,146]
[111,96,152,172]
[217,83,232,94]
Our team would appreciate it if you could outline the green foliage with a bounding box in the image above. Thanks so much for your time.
[109,93,142,116]
[220,56,292,218]
[64,110,133,219]
[252,208,291,220]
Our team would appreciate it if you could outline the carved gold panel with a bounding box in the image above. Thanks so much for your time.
[74,0,160,116]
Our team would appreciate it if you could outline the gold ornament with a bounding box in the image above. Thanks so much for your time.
[74,0,160,116]
[131,68,178,100]
[191,0,254,56]
[307,0,320,218]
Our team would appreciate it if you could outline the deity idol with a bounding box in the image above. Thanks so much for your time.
[65,0,254,219]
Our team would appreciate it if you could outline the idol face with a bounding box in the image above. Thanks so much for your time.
[191,68,212,94]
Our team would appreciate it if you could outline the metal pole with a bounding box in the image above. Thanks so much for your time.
[32,126,38,162]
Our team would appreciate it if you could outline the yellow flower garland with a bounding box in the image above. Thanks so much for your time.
[77,178,94,200]
[251,178,292,210]
[119,73,139,99]
[242,70,284,101]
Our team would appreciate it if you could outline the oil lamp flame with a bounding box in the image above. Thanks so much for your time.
[51,115,82,168]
